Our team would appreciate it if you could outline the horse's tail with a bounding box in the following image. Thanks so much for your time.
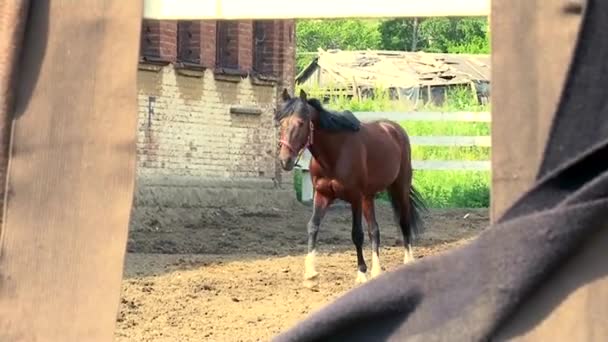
[385,120,428,241]
[407,185,428,239]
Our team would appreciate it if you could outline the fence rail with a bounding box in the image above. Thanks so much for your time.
[355,111,492,122]
[410,136,491,147]
[297,111,491,202]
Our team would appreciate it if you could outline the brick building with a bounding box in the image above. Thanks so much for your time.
[133,19,297,217]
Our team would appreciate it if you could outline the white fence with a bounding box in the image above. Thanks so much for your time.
[297,111,491,202]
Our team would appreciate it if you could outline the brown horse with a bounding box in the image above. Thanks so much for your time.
[276,89,427,289]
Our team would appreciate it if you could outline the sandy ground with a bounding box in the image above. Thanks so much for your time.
[117,203,489,342]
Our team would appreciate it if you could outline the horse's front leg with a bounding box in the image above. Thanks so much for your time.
[303,191,331,289]
[351,198,368,284]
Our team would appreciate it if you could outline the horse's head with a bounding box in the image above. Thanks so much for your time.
[275,88,314,171]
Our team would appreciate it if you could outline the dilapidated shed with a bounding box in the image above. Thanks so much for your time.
[296,49,491,107]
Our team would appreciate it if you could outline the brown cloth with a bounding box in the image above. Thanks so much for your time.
[274,1,608,341]
[0,1,141,341]
[0,0,30,214]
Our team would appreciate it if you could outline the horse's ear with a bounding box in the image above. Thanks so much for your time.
[281,88,291,101]
[299,89,308,100]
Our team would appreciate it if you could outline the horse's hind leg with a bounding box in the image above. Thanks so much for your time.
[388,180,415,264]
[303,192,332,289]
[363,196,382,278]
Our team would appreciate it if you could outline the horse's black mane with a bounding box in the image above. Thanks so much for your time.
[275,97,360,132]
[307,98,361,132]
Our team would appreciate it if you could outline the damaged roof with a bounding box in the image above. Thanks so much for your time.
[296,49,491,89]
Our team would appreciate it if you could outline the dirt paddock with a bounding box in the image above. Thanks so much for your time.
[117,203,489,342]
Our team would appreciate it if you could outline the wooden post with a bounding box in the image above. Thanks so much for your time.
[0,1,141,340]
[491,0,608,340]
[490,0,583,222]
[0,0,30,225]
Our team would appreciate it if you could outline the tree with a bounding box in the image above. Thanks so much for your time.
[378,17,490,53]
[296,19,382,73]
[295,17,490,73]
[379,19,422,51]
[296,19,382,51]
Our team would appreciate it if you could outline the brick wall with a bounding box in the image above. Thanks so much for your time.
[141,20,177,62]
[135,19,297,212]
[136,66,277,181]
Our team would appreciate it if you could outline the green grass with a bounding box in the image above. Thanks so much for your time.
[406,120,490,163]
[290,85,491,208]
[375,171,490,208]
[294,170,490,208]
[413,170,490,208]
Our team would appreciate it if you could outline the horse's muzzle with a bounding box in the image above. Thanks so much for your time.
[280,157,296,171]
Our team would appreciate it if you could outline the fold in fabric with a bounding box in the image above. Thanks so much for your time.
[0,0,31,219]
[273,141,608,342]
[274,0,608,341]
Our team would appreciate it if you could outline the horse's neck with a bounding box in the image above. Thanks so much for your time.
[308,108,344,169]
[308,128,344,170]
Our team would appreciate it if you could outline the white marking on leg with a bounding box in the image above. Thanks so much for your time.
[371,251,382,278]
[303,250,320,289]
[304,250,318,280]
[404,244,414,264]
[355,270,368,284]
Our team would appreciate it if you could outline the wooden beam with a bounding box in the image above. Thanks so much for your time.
[490,0,584,222]
[143,0,490,20]
[0,1,141,340]
[409,136,491,147]
[413,160,490,170]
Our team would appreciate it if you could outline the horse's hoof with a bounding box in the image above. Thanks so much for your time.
[303,274,319,290]
[355,271,368,284]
